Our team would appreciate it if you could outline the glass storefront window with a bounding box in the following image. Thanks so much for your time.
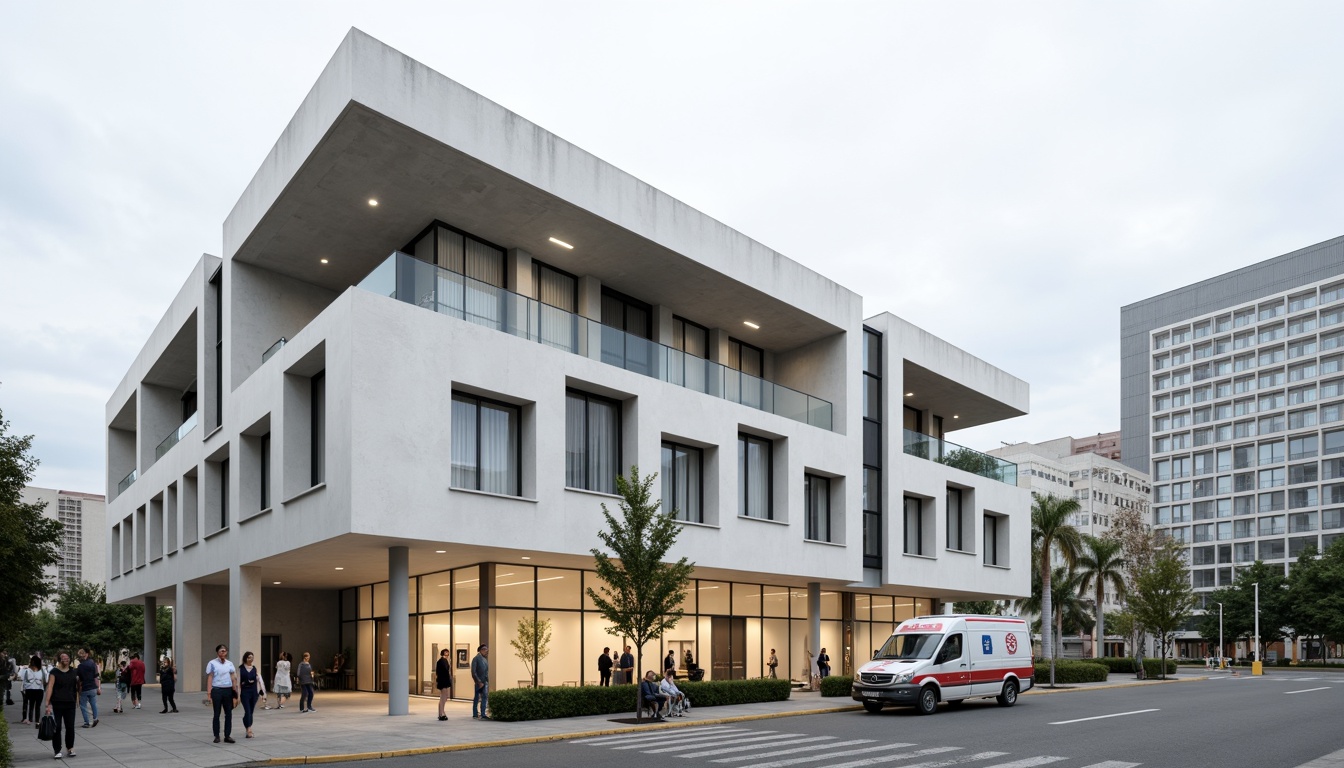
[420,612,452,696]
[421,571,451,613]
[358,585,372,619]
[452,609,479,693]
[583,571,604,611]
[732,583,761,616]
[790,588,808,618]
[854,593,871,621]
[537,610,582,686]
[454,566,480,609]
[341,588,357,621]
[537,568,581,609]
[820,590,842,620]
[762,586,789,617]
[698,581,729,614]
[373,582,388,617]
[893,598,915,623]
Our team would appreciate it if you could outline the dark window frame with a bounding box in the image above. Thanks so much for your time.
[260,433,271,510]
[451,391,523,497]
[566,389,623,494]
[311,371,326,487]
[738,433,774,520]
[600,287,653,340]
[220,457,230,531]
[805,473,832,542]
[661,440,704,523]
[209,268,222,429]
[903,495,924,556]
[728,337,764,376]
[947,487,967,551]
[531,259,578,312]
[402,220,509,290]
[671,315,710,359]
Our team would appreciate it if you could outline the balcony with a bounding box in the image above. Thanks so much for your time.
[902,429,1018,485]
[357,252,833,429]
[117,469,138,495]
[155,411,199,460]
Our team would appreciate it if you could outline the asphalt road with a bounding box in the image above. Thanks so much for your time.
[317,672,1344,768]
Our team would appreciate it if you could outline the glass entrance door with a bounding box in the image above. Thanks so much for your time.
[711,617,747,680]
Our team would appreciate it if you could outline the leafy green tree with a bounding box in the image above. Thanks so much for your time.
[37,581,170,660]
[1287,540,1344,661]
[936,448,1004,480]
[1129,542,1198,679]
[1052,567,1095,642]
[1076,535,1126,658]
[954,600,1003,615]
[587,467,695,711]
[1031,494,1083,685]
[1199,560,1289,660]
[0,403,64,649]
[1106,504,1157,667]
[509,616,552,688]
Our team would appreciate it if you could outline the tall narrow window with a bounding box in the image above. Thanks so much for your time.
[565,391,621,494]
[220,458,230,531]
[533,261,577,312]
[864,327,883,567]
[451,393,521,496]
[903,496,924,555]
[805,474,831,542]
[600,288,652,339]
[728,338,764,376]
[863,467,882,567]
[947,488,966,551]
[984,514,1002,565]
[672,317,709,359]
[311,371,326,486]
[210,269,222,429]
[661,441,703,523]
[738,434,772,519]
[259,433,271,510]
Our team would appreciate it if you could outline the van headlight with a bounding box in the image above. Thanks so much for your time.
[853,671,861,682]
[892,671,914,684]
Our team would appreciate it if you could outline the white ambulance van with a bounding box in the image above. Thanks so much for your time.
[851,614,1033,714]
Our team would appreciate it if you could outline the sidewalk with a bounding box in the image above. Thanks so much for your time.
[6,676,1199,768]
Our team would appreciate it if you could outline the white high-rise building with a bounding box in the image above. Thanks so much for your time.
[19,486,107,602]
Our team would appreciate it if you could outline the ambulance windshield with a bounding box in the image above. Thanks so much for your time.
[874,633,940,660]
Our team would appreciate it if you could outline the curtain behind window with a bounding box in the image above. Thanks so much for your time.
[588,398,619,494]
[740,436,770,519]
[565,393,585,488]
[451,397,477,490]
[807,476,830,541]
[479,403,517,495]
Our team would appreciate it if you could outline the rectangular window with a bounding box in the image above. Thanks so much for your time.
[1290,461,1319,484]
[210,268,223,429]
[947,488,968,551]
[451,393,521,496]
[983,514,1003,566]
[805,474,831,542]
[863,467,881,568]
[661,441,703,523]
[904,496,925,556]
[310,372,325,486]
[728,338,764,377]
[566,391,621,494]
[671,316,709,359]
[532,261,577,312]
[738,433,772,519]
[259,433,271,510]
[220,458,229,531]
[600,288,652,340]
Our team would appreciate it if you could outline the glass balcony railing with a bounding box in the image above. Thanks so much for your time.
[155,411,199,460]
[262,337,286,363]
[902,429,1018,485]
[357,252,834,430]
[117,468,138,495]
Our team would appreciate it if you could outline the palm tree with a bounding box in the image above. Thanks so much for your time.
[1076,535,1126,658]
[1031,494,1083,686]
[1050,566,1094,657]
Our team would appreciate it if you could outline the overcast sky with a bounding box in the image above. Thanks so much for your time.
[3,2,1343,493]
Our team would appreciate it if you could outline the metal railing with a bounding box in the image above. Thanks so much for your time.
[117,469,138,495]
[901,429,1018,485]
[357,252,834,430]
[155,411,199,460]
[262,337,287,363]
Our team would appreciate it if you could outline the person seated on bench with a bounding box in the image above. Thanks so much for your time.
[660,669,689,717]
[639,671,668,720]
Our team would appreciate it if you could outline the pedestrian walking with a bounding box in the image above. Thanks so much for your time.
[20,655,47,724]
[159,656,178,713]
[817,648,831,678]
[297,652,316,712]
[238,651,267,738]
[767,649,778,678]
[435,648,453,720]
[269,652,291,709]
[42,651,81,758]
[114,660,130,713]
[127,652,146,709]
[619,646,635,685]
[203,643,240,744]
[597,646,613,686]
[664,650,677,679]
[2,649,14,708]
[74,648,100,727]
[471,644,490,720]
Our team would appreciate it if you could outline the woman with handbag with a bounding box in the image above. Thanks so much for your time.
[41,651,80,758]
[159,656,178,713]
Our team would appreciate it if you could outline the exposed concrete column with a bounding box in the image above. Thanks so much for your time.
[143,595,158,667]
[507,248,535,298]
[388,546,410,716]
[652,305,675,347]
[479,563,495,653]
[708,329,730,364]
[577,276,602,321]
[808,582,821,681]
[229,565,262,672]
[175,582,203,692]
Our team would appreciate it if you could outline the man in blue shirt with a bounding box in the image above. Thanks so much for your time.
[470,645,490,720]
[75,648,100,728]
[618,647,635,685]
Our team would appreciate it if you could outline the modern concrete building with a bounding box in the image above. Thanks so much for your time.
[20,486,106,602]
[104,29,1031,711]
[1121,236,1344,658]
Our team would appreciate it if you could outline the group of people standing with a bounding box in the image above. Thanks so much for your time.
[203,646,317,743]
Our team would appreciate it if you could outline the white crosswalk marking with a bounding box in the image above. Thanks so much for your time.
[570,726,744,745]
[710,739,888,763]
[611,730,777,750]
[1077,762,1141,768]
[639,733,799,754]
[884,753,1009,768]
[980,758,1068,768]
[734,745,960,768]
[675,736,844,759]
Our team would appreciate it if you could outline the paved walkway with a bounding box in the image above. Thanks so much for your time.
[6,676,1200,768]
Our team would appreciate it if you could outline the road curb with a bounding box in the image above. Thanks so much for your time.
[1023,675,1207,695]
[247,704,865,766]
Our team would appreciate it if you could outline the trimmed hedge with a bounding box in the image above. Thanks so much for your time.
[488,678,792,722]
[820,675,853,697]
[1033,660,1108,683]
[0,708,10,768]
[1093,657,1177,677]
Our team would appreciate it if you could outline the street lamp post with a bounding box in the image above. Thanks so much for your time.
[1253,582,1263,676]
[1215,601,1223,670]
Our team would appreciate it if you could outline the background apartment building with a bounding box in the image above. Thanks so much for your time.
[19,486,106,602]
[1121,236,1344,658]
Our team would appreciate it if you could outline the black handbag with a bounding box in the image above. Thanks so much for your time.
[37,714,56,741]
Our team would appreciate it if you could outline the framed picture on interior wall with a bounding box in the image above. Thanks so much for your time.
[456,644,470,669]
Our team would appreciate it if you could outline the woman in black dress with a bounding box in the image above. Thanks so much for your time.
[435,648,453,721]
[42,651,80,758]
[159,656,178,713]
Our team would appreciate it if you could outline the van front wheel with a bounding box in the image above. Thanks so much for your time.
[997,680,1019,707]
[916,687,938,715]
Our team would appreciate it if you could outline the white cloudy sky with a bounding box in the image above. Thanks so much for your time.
[3,2,1342,493]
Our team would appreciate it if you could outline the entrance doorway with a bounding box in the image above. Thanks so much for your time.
[261,635,280,693]
[375,619,389,692]
[710,617,746,680]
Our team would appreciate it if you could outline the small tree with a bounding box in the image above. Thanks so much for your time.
[0,402,63,649]
[509,616,552,688]
[1129,542,1197,679]
[1076,535,1126,658]
[954,600,1003,615]
[936,448,1003,479]
[587,467,694,717]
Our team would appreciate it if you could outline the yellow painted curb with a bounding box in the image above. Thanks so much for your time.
[248,704,863,765]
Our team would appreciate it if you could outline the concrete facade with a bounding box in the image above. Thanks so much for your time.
[104,29,1031,708]
[20,486,106,603]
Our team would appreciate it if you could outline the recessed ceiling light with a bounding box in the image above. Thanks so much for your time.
[743,321,760,329]
[320,258,329,264]
[521,556,531,560]
[435,550,446,554]
[367,199,379,207]
[548,237,573,249]
[273,581,282,585]
[905,392,914,397]
[334,567,344,571]
[953,415,960,419]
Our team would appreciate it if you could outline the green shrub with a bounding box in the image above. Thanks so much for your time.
[488,678,792,722]
[1033,660,1108,683]
[101,668,118,684]
[1093,657,1177,676]
[0,709,11,768]
[819,675,853,697]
